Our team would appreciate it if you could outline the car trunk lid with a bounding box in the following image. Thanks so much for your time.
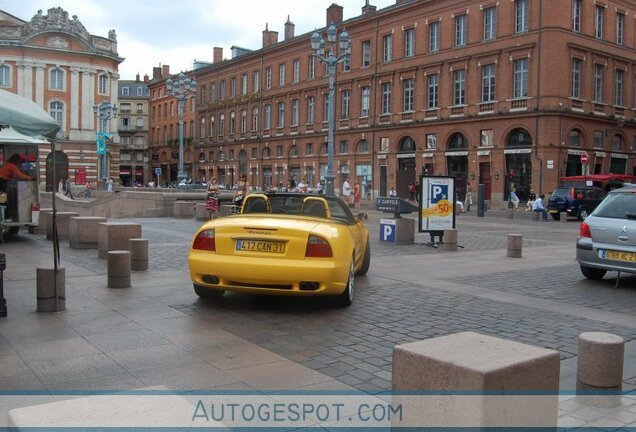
[589,217,636,247]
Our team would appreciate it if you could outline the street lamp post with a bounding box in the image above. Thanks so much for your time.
[93,101,118,190]
[311,23,351,196]
[166,72,197,183]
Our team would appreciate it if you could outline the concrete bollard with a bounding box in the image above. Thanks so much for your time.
[442,229,458,251]
[33,208,52,235]
[46,212,79,241]
[392,332,560,428]
[36,267,65,312]
[194,203,208,220]
[129,238,149,271]
[69,217,107,249]
[560,212,568,223]
[98,222,142,258]
[532,211,540,221]
[507,208,514,219]
[576,332,624,407]
[173,201,195,218]
[107,251,131,288]
[507,234,523,258]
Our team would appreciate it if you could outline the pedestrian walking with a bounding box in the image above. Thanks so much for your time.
[353,177,362,210]
[64,176,74,199]
[341,176,352,205]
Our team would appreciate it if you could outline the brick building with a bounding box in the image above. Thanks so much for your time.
[118,75,150,186]
[0,7,122,190]
[150,0,636,202]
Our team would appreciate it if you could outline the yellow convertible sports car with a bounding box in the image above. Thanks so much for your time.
[188,193,370,306]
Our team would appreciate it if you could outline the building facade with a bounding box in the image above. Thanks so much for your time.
[118,76,150,186]
[149,0,636,202]
[0,7,122,190]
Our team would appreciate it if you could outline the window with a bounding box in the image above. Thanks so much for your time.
[616,13,624,45]
[306,143,313,155]
[0,65,10,87]
[361,86,370,117]
[230,78,235,97]
[404,28,415,57]
[595,5,604,39]
[241,74,248,95]
[308,56,316,79]
[571,58,582,99]
[200,117,206,137]
[241,109,247,133]
[264,104,271,129]
[50,101,63,128]
[211,83,216,102]
[482,64,496,102]
[513,59,528,99]
[99,74,108,94]
[293,59,300,83]
[323,94,329,121]
[403,78,414,112]
[291,99,299,126]
[455,14,467,47]
[341,90,350,119]
[381,82,392,114]
[219,114,225,135]
[427,74,439,109]
[277,102,285,128]
[253,71,260,93]
[429,21,440,52]
[615,69,624,107]
[136,87,143,96]
[453,70,465,105]
[210,115,215,137]
[360,140,369,153]
[383,34,393,63]
[229,111,236,134]
[265,68,272,89]
[362,41,371,67]
[515,0,529,33]
[251,108,259,131]
[220,80,226,99]
[572,0,582,32]
[339,140,348,154]
[276,145,283,157]
[251,148,257,159]
[279,63,286,86]
[50,68,64,90]
[594,63,604,103]
[594,130,604,148]
[307,96,315,124]
[483,7,497,40]
[343,55,351,72]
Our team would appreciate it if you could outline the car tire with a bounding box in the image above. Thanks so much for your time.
[580,265,607,280]
[193,283,225,299]
[551,213,560,221]
[355,240,370,276]
[578,208,589,220]
[335,259,355,307]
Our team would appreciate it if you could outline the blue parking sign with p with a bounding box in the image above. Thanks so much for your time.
[430,184,448,204]
[380,219,396,243]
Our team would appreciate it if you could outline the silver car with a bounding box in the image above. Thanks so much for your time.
[576,185,636,279]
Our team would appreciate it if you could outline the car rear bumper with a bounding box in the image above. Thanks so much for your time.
[576,238,636,274]
[188,251,349,295]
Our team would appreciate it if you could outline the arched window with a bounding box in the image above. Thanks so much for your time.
[359,139,369,153]
[612,135,624,151]
[507,128,532,147]
[569,129,582,147]
[399,136,416,152]
[98,74,108,94]
[50,68,64,90]
[262,147,271,159]
[0,64,10,87]
[447,133,468,150]
[50,101,64,129]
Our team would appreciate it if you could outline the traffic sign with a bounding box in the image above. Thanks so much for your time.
[581,153,589,165]
[154,167,162,175]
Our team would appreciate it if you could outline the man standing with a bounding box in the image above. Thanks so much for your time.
[64,176,74,199]
[342,176,352,204]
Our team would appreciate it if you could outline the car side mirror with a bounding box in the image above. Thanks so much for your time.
[356,212,368,221]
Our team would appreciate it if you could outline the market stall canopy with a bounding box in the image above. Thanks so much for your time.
[0,89,59,139]
[0,125,50,145]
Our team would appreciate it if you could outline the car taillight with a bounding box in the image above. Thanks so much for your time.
[305,235,333,258]
[580,222,592,238]
[193,229,216,251]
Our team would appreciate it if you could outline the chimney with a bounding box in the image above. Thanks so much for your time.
[262,23,279,48]
[284,15,295,40]
[153,66,162,80]
[213,47,223,63]
[135,73,140,82]
[326,3,344,26]
[362,0,377,15]
[161,64,170,78]
[143,74,149,83]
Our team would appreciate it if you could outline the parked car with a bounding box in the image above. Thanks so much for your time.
[547,186,607,220]
[576,185,636,279]
[188,193,370,306]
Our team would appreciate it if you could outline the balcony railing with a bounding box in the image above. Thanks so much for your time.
[478,102,495,114]
[450,106,465,117]
[510,99,528,111]
[424,109,439,120]
[400,112,414,122]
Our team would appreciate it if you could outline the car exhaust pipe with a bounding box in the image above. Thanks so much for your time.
[299,282,320,291]
[202,275,220,285]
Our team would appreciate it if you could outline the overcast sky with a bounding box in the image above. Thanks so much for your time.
[3,0,395,80]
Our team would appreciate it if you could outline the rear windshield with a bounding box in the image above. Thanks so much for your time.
[592,192,636,219]
[551,188,569,199]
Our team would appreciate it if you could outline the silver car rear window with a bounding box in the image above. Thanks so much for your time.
[593,192,636,219]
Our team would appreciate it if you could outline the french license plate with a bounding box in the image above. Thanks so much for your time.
[236,239,285,253]
[599,250,636,262]
[548,209,558,214]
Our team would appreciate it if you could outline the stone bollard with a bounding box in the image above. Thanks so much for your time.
[107,251,131,288]
[532,211,540,221]
[442,229,458,251]
[173,201,195,218]
[98,222,142,259]
[560,212,568,223]
[129,238,149,271]
[33,208,52,235]
[576,332,624,407]
[69,217,107,249]
[507,209,514,219]
[36,267,65,312]
[194,203,209,221]
[507,234,523,258]
[392,332,560,428]
[46,212,79,241]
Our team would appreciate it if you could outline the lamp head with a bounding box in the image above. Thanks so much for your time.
[338,29,350,51]
[93,104,98,114]
[327,23,337,43]
[311,31,321,51]
[165,78,173,95]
